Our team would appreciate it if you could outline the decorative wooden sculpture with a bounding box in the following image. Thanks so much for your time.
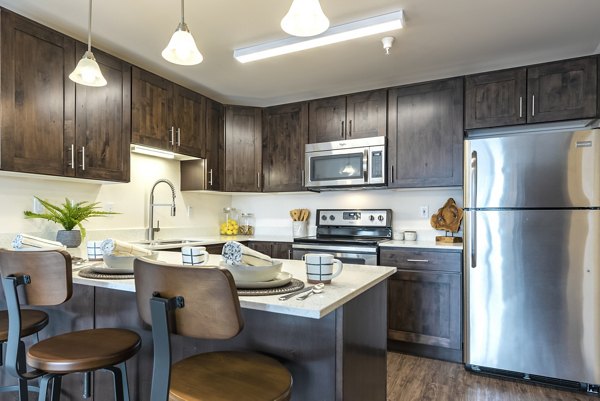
[430,198,463,244]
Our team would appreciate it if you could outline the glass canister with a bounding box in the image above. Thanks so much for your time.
[239,213,255,236]
[220,207,239,235]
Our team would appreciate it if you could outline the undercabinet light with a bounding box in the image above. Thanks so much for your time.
[131,145,176,160]
[234,10,404,63]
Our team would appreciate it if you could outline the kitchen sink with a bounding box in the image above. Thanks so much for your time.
[131,239,207,249]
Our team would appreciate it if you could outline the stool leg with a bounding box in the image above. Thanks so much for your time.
[117,362,131,401]
[17,341,29,401]
[37,376,51,401]
[106,362,130,401]
[50,376,62,401]
[83,371,92,398]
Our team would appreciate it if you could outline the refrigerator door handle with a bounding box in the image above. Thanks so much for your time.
[470,151,477,268]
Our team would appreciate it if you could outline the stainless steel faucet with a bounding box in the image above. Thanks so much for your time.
[147,179,176,241]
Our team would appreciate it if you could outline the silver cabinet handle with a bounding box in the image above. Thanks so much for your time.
[341,121,345,137]
[80,146,86,171]
[288,249,292,259]
[301,170,305,187]
[68,144,75,169]
[519,96,523,118]
[257,172,261,189]
[169,126,175,145]
[177,127,181,146]
[348,120,352,137]
[406,259,429,263]
[363,149,369,183]
[208,169,214,187]
[470,151,477,268]
[390,165,394,184]
[531,95,535,117]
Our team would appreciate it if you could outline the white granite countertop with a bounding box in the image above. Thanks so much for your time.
[131,235,295,250]
[379,240,463,251]
[73,253,395,320]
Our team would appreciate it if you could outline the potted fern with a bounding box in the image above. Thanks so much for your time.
[24,197,118,248]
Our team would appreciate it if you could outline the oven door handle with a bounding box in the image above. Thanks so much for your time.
[363,149,369,183]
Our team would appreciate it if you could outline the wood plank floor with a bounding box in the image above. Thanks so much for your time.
[387,352,598,401]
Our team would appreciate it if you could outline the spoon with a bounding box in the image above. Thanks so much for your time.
[296,283,324,300]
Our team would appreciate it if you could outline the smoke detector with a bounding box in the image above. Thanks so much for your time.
[382,36,395,55]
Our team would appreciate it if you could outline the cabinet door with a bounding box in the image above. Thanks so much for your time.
[388,78,463,188]
[131,67,172,150]
[345,90,387,139]
[172,84,205,158]
[271,243,292,259]
[74,44,131,182]
[465,68,527,129]
[248,241,273,257]
[388,270,462,351]
[308,96,346,143]
[205,98,224,191]
[225,106,262,192]
[0,10,75,176]
[263,102,308,192]
[528,57,597,123]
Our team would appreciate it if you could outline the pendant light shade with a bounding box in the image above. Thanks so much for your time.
[162,0,203,65]
[281,0,329,37]
[69,0,106,87]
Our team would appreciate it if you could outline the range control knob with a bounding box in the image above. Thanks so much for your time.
[321,215,327,221]
[378,215,384,222]
[369,215,375,222]
[329,215,335,221]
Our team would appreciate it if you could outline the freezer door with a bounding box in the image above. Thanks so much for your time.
[464,209,600,384]
[464,129,600,208]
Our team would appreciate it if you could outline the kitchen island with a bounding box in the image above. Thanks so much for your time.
[2,253,395,401]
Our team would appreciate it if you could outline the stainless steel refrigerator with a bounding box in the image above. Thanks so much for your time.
[464,120,600,391]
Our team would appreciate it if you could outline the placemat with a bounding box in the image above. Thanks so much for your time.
[237,278,304,296]
[78,267,134,280]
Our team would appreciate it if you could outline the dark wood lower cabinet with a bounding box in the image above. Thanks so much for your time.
[248,241,292,259]
[381,248,463,363]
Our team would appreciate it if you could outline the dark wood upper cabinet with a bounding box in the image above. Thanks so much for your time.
[466,57,597,129]
[308,89,387,143]
[527,57,597,123]
[132,67,204,158]
[262,102,308,192]
[205,98,224,191]
[74,43,131,182]
[388,78,463,188]
[224,106,262,192]
[465,68,527,129]
[0,10,75,177]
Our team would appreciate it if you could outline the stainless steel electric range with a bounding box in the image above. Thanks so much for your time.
[292,209,392,265]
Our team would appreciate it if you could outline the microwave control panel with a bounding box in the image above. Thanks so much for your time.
[316,209,392,227]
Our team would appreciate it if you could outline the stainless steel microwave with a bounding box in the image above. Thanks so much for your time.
[304,136,386,189]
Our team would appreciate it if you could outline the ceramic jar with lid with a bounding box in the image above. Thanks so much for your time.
[220,207,239,235]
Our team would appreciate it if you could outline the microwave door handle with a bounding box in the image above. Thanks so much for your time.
[363,149,369,182]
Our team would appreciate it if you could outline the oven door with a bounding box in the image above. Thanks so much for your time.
[292,243,378,265]
[305,147,369,188]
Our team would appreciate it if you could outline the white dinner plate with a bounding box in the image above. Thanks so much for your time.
[235,272,293,289]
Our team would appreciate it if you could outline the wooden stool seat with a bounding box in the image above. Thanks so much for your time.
[27,328,141,373]
[0,309,48,341]
[170,351,292,401]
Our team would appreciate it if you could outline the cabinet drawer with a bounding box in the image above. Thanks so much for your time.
[380,249,461,272]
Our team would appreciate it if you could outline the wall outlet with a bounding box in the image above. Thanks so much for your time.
[419,206,429,218]
[105,202,114,213]
[187,206,192,217]
[32,197,43,214]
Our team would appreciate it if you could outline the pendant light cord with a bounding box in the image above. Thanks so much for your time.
[181,0,185,24]
[87,0,93,52]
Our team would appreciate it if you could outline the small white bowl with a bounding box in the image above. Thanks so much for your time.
[219,261,282,283]
[103,252,158,270]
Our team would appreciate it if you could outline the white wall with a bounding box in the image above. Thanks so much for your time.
[231,188,464,241]
[0,154,231,246]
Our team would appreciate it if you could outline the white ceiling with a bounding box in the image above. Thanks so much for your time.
[2,0,600,107]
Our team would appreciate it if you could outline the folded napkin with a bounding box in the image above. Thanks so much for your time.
[221,241,272,266]
[12,234,66,250]
[100,239,153,257]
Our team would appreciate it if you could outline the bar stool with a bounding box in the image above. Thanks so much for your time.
[0,249,142,401]
[0,309,48,399]
[134,258,293,401]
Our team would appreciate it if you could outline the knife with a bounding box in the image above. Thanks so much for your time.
[278,285,314,301]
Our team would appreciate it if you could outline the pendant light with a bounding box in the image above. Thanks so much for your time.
[162,0,203,65]
[281,0,329,37]
[69,0,107,87]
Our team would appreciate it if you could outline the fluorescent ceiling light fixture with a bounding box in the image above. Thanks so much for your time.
[281,0,329,37]
[234,10,404,63]
[69,0,106,86]
[162,0,203,65]
[131,145,175,160]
